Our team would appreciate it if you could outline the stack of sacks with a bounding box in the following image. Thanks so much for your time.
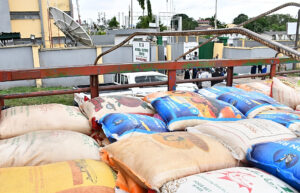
[101,132,238,193]
[79,96,155,144]
[235,81,271,96]
[97,113,168,142]
[0,104,102,167]
[198,86,291,112]
[0,130,100,167]
[143,91,245,131]
[272,77,300,110]
[216,92,277,118]
[161,167,297,193]
[0,103,91,138]
[0,159,116,193]
[255,110,300,136]
[247,138,300,190]
[187,119,296,162]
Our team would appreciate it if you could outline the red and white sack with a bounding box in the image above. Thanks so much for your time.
[160,167,297,193]
[79,96,155,123]
[0,130,100,167]
[0,104,91,139]
[272,77,300,109]
[187,119,296,161]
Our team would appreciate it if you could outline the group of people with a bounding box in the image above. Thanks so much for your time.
[184,67,226,88]
[250,65,267,80]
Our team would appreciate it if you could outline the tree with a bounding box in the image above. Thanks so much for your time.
[108,17,119,29]
[172,14,198,30]
[137,0,152,19]
[233,14,249,25]
[136,16,153,28]
[205,16,226,28]
[233,13,297,33]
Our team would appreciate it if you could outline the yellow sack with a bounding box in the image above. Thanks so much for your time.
[0,159,116,193]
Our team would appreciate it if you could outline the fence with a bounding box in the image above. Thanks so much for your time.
[0,57,299,116]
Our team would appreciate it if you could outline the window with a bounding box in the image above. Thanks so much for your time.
[135,75,167,83]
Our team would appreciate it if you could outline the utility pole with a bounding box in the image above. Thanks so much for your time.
[76,0,81,24]
[293,9,300,70]
[131,0,133,28]
[214,0,218,29]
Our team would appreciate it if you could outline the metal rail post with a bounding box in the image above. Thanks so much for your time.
[0,97,4,117]
[168,70,177,91]
[226,67,234,86]
[90,75,99,99]
[270,63,277,79]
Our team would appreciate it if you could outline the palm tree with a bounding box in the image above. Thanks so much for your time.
[137,0,152,19]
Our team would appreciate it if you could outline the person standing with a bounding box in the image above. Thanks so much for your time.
[250,65,257,79]
[184,69,190,79]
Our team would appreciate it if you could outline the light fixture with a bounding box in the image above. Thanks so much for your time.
[30,34,36,44]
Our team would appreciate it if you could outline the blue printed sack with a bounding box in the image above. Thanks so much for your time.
[217,92,276,118]
[255,110,300,135]
[197,86,245,98]
[98,113,168,141]
[247,138,300,190]
[151,94,245,131]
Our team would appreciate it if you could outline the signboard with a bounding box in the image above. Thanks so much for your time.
[183,42,198,60]
[287,22,300,35]
[133,41,151,62]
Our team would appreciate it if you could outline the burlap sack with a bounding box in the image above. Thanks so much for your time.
[187,119,296,162]
[0,130,100,167]
[272,77,300,109]
[0,104,91,139]
[80,96,155,123]
[160,167,296,193]
[0,159,116,193]
[101,132,237,191]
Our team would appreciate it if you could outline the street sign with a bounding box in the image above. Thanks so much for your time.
[287,22,300,35]
[184,42,198,60]
[133,41,151,62]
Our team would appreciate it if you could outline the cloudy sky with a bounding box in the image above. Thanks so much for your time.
[72,0,299,25]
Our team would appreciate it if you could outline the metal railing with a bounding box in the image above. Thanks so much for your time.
[0,57,299,116]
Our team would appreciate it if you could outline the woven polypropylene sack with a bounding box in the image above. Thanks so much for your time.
[151,93,245,131]
[0,104,91,139]
[255,110,300,136]
[98,113,168,141]
[143,90,200,103]
[0,130,100,167]
[247,138,300,190]
[217,92,276,118]
[187,119,296,161]
[272,77,300,109]
[0,159,116,193]
[235,82,271,96]
[80,96,155,123]
[160,167,297,193]
[101,132,238,191]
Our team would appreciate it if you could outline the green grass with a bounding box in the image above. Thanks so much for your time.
[0,87,74,107]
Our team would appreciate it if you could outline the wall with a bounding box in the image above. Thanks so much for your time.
[223,46,293,74]
[91,35,115,45]
[0,0,11,32]
[0,44,159,88]
[8,0,39,11]
[0,46,35,89]
[11,19,42,38]
[39,47,96,87]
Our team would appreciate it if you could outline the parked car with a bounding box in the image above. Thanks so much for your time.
[73,71,198,106]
